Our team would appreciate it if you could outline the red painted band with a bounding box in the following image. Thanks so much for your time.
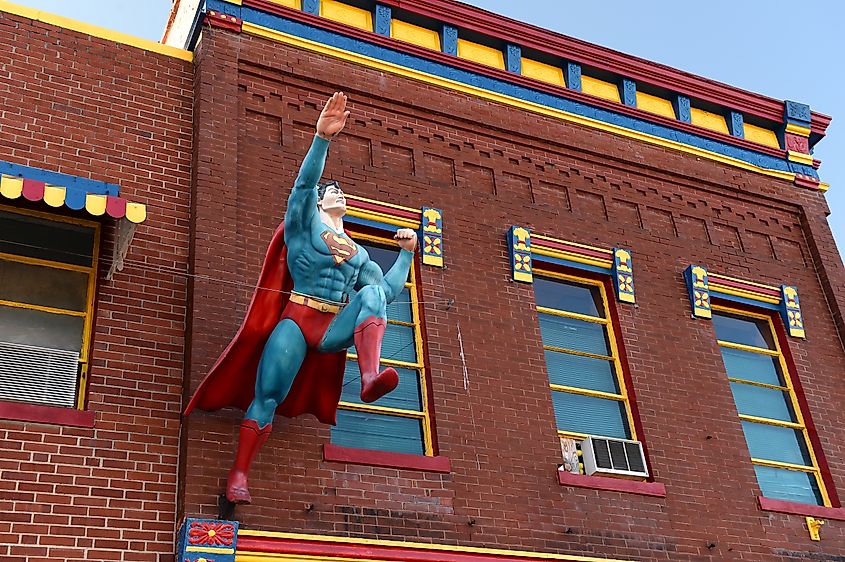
[323,443,451,473]
[239,0,799,159]
[708,275,780,297]
[348,198,420,220]
[758,497,845,521]
[533,239,613,260]
[557,469,667,497]
[238,534,584,562]
[0,400,95,428]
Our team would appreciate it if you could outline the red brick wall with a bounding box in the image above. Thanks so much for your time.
[184,27,845,561]
[0,10,193,562]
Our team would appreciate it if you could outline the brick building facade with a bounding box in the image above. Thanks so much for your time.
[1,0,844,561]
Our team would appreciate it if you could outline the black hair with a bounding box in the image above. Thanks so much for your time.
[317,180,340,201]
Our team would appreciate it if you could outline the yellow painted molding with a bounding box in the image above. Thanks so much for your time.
[321,0,372,32]
[743,122,781,149]
[391,19,440,51]
[0,0,193,61]
[788,150,814,165]
[521,58,565,87]
[785,123,812,136]
[457,38,505,70]
[240,22,801,186]
[236,530,635,562]
[635,91,675,119]
[581,75,621,103]
[222,0,244,4]
[819,182,830,192]
[690,107,729,135]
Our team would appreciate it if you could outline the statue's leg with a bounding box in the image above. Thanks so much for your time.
[319,285,398,403]
[227,318,306,504]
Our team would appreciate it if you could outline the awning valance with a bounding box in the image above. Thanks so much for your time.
[0,175,146,223]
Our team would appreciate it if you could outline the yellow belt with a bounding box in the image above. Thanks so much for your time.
[289,292,343,314]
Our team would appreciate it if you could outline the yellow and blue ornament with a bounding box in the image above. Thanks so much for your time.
[612,248,635,303]
[780,285,805,338]
[176,518,239,562]
[684,265,711,318]
[421,207,443,267]
[508,225,532,283]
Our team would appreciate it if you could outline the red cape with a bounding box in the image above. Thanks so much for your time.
[184,223,347,425]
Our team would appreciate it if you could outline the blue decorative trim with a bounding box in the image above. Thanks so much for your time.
[506,44,521,74]
[238,7,818,179]
[441,24,458,56]
[727,111,744,138]
[374,4,391,37]
[566,62,581,91]
[620,79,636,107]
[302,0,319,16]
[785,100,811,126]
[0,161,119,196]
[674,95,691,123]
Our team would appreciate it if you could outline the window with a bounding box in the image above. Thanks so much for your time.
[330,233,433,455]
[534,272,636,442]
[713,306,830,506]
[0,207,99,410]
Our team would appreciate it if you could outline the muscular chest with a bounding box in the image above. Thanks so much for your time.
[308,228,363,270]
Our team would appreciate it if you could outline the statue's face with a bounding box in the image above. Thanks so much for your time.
[318,183,347,216]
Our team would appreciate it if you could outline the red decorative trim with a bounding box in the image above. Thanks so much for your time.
[239,0,796,159]
[532,237,612,260]
[0,400,95,428]
[345,196,420,220]
[557,470,666,497]
[323,444,451,473]
[794,174,821,190]
[374,0,829,138]
[708,274,781,297]
[206,10,243,32]
[237,533,624,562]
[758,497,845,521]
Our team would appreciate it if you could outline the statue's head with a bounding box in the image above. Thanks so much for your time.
[317,180,346,217]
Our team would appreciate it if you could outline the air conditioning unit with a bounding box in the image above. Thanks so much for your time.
[580,436,648,479]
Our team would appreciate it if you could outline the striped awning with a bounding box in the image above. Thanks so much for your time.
[0,174,147,223]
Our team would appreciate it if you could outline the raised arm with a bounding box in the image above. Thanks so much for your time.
[355,229,418,303]
[284,92,350,235]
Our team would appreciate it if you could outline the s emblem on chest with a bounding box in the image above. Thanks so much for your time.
[320,231,359,265]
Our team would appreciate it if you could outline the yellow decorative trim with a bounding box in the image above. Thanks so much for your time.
[0,1,193,61]
[222,0,244,4]
[785,123,812,136]
[806,517,824,541]
[457,38,505,70]
[788,150,814,165]
[236,530,635,562]
[819,182,830,193]
[711,273,779,292]
[690,107,729,135]
[345,194,418,215]
[321,0,372,32]
[264,0,299,7]
[532,246,613,270]
[240,22,801,186]
[635,91,675,119]
[391,19,440,51]
[186,546,235,554]
[743,122,781,149]
[43,185,65,207]
[521,58,565,87]
[581,75,620,103]
[422,254,443,267]
[0,175,23,198]
[346,208,418,229]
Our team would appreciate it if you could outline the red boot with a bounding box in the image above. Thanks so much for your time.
[355,316,399,403]
[226,419,272,504]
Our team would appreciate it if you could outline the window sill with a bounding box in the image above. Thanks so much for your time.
[557,469,666,497]
[323,444,451,473]
[0,400,95,428]
[758,497,845,521]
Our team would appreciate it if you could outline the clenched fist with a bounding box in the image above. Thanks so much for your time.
[394,228,418,252]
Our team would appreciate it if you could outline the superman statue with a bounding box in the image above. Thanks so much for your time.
[185,92,417,505]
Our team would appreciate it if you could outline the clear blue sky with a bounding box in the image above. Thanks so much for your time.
[13,0,845,256]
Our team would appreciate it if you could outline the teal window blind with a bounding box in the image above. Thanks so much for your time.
[330,238,432,455]
[534,275,634,441]
[713,309,828,506]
